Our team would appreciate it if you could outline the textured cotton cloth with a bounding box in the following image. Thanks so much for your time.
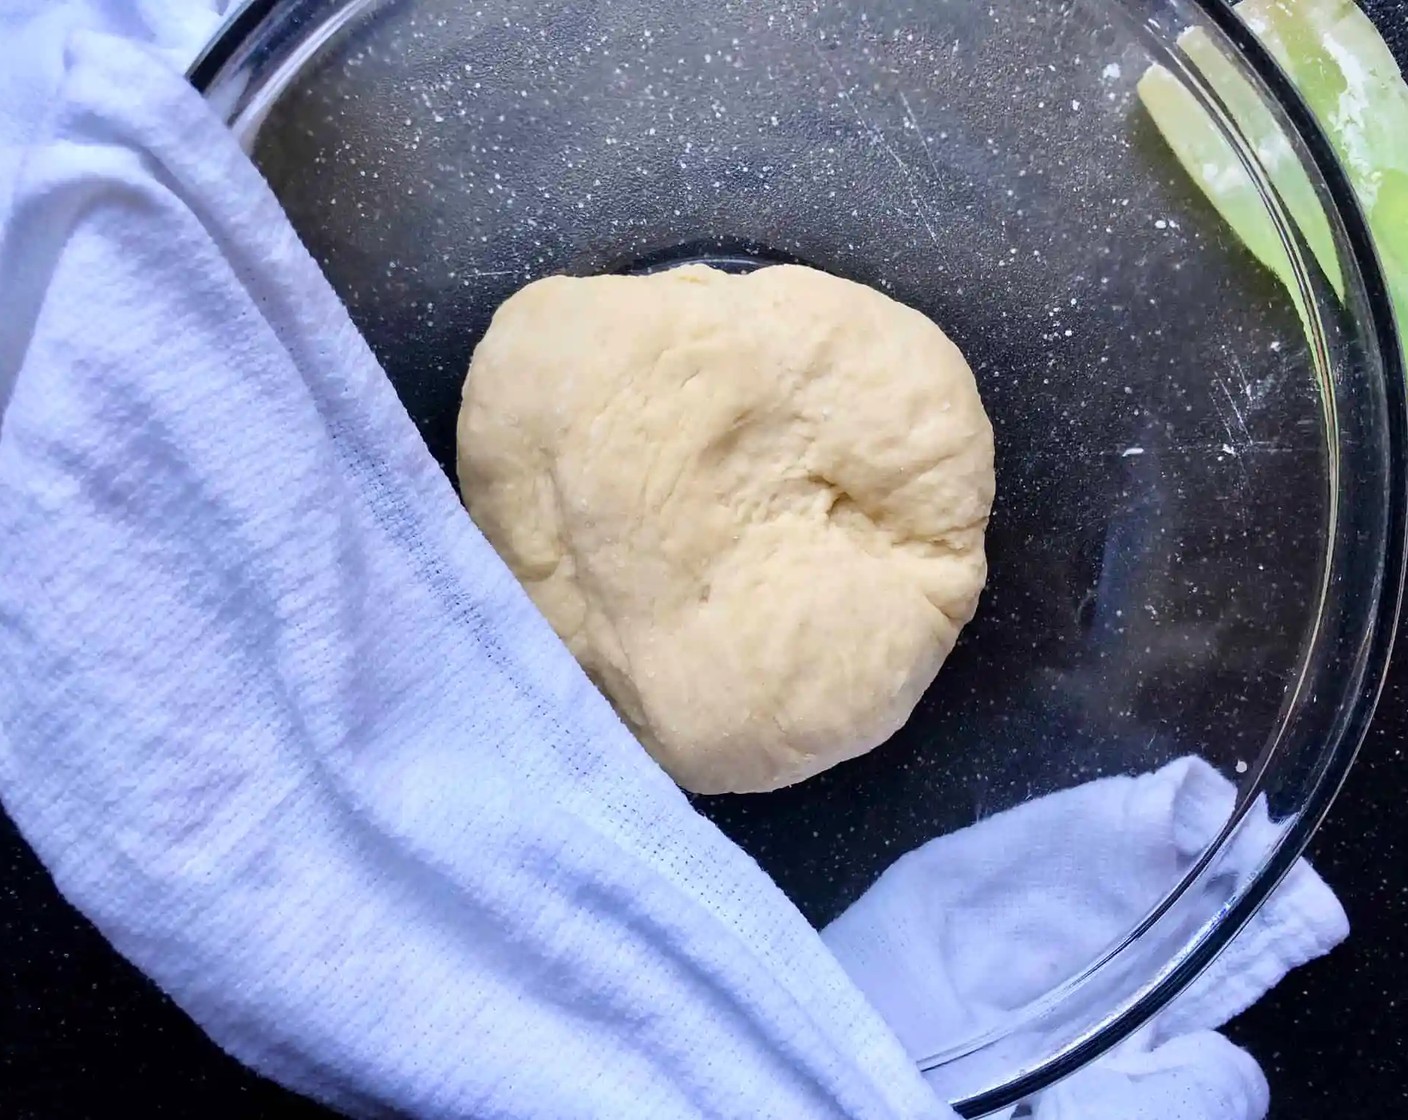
[827,757,1348,1119]
[0,6,1346,1120]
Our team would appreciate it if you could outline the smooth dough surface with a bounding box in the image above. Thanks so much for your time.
[457,264,994,794]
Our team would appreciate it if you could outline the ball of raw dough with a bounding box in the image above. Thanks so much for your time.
[457,264,994,794]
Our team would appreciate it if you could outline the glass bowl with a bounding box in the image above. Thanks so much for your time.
[190,0,1404,1113]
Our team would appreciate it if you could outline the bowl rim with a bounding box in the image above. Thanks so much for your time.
[937,2,1408,1111]
[187,0,1406,1114]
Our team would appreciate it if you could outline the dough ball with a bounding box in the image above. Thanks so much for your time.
[456,264,994,794]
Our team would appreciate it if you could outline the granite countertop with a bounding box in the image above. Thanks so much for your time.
[3,3,1406,1117]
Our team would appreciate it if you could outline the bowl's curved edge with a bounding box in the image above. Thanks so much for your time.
[188,0,281,91]
[953,0,1407,1112]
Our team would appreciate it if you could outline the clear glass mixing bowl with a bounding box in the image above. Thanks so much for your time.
[191,0,1404,1113]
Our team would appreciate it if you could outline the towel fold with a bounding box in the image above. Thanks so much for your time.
[825,757,1346,1117]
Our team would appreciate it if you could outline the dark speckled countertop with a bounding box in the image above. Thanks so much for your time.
[3,4,1407,1117]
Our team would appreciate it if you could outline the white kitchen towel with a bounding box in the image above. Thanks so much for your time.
[0,0,224,219]
[824,756,1348,1118]
[0,7,1347,1120]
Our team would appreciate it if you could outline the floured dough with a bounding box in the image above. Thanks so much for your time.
[456,264,994,794]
